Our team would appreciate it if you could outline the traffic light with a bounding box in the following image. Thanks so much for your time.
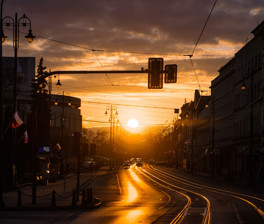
[148,58,163,89]
[165,64,177,83]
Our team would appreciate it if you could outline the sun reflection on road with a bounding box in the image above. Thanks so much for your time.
[129,168,141,183]
[125,209,143,220]
[126,182,138,202]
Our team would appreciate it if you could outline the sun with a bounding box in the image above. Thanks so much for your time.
[127,118,139,128]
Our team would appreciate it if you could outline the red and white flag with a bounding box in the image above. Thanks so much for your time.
[12,111,24,129]
[24,130,28,144]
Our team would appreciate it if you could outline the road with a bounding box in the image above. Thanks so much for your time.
[1,164,264,223]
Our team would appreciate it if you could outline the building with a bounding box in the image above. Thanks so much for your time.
[232,21,264,183]
[50,93,82,170]
[211,58,235,179]
[2,57,83,188]
[193,90,211,173]
[2,57,35,189]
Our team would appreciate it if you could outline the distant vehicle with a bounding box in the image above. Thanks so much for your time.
[83,158,97,172]
[129,158,135,164]
[123,161,130,169]
[136,158,142,162]
[136,161,143,167]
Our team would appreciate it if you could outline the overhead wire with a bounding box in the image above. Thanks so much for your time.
[191,0,218,56]
[185,0,218,91]
[92,49,115,86]
[13,29,224,58]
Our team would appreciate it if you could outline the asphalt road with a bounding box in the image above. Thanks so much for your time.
[1,164,264,224]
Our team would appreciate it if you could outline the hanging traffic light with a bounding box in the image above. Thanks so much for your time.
[148,58,163,89]
[165,64,177,83]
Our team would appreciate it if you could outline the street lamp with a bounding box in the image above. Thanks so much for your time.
[2,12,35,202]
[0,0,5,209]
[2,13,35,112]
[105,105,118,170]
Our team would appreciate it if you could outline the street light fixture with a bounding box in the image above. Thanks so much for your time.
[241,81,246,91]
[2,13,35,112]
[56,79,62,88]
[56,74,62,88]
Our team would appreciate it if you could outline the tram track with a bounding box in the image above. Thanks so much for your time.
[146,165,264,222]
[135,166,211,224]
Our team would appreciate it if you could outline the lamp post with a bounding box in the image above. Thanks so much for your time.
[2,12,35,199]
[105,105,118,170]
[0,0,5,208]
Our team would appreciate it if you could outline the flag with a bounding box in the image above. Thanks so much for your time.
[24,130,28,144]
[55,143,61,151]
[11,111,24,129]
[16,123,28,144]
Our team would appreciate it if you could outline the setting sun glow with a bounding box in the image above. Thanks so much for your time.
[127,118,139,128]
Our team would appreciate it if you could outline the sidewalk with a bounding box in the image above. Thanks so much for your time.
[1,166,112,211]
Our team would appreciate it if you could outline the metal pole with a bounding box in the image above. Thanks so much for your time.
[0,0,5,208]
[13,13,17,112]
[249,65,254,186]
[32,87,37,204]
[211,94,215,178]
[110,105,113,170]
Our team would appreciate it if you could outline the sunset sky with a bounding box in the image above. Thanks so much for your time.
[2,0,264,129]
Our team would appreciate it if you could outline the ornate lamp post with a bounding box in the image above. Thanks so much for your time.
[2,12,35,202]
[105,105,118,170]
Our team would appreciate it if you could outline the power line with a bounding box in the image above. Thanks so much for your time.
[92,49,115,86]
[185,0,218,90]
[189,56,201,90]
[13,29,227,58]
[81,100,175,110]
[83,119,172,126]
[191,0,218,56]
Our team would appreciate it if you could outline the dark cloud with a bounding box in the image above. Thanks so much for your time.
[2,0,263,126]
[4,0,263,58]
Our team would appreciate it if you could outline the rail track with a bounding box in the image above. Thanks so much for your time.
[135,166,211,224]
[139,164,264,223]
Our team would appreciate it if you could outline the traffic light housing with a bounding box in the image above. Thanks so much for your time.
[165,64,177,83]
[148,58,163,89]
